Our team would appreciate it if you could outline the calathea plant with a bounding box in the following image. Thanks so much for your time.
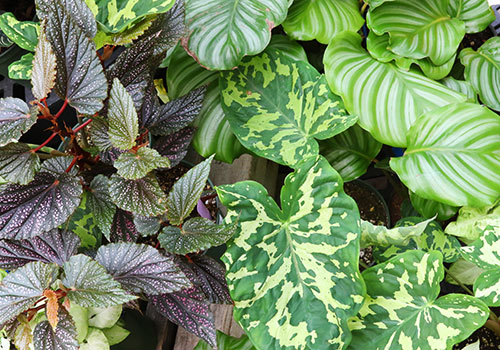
[0,0,235,348]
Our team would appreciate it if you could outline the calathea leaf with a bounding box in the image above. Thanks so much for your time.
[267,35,309,62]
[282,0,363,44]
[216,155,364,350]
[445,203,500,244]
[0,229,80,269]
[440,77,477,102]
[0,261,58,325]
[390,102,500,207]
[31,24,57,101]
[194,331,256,350]
[8,53,33,80]
[448,0,496,33]
[86,175,116,240]
[349,250,489,350]
[62,254,136,308]
[108,78,139,150]
[221,49,356,167]
[0,12,39,51]
[360,218,433,248]
[0,97,38,147]
[324,32,466,147]
[33,308,79,350]
[0,143,40,185]
[0,171,82,240]
[114,147,171,180]
[184,0,291,70]
[110,209,140,243]
[109,174,167,217]
[95,243,191,295]
[409,191,458,221]
[166,155,214,225]
[153,127,195,167]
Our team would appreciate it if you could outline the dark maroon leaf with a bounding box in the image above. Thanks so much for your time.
[153,127,194,167]
[33,308,79,350]
[139,83,161,128]
[0,229,80,269]
[0,172,82,240]
[100,147,127,165]
[110,209,139,242]
[0,143,41,185]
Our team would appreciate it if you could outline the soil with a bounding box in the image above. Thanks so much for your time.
[0,0,35,21]
[460,28,495,51]
[454,327,500,349]
[344,181,389,226]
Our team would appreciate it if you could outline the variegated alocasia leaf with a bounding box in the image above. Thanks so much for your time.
[0,143,40,185]
[158,217,236,255]
[86,175,116,240]
[440,77,477,102]
[282,0,363,44]
[109,174,167,217]
[324,32,466,147]
[166,155,214,225]
[95,243,191,295]
[0,12,39,51]
[111,209,140,243]
[154,127,195,167]
[0,171,82,240]
[360,217,432,248]
[0,261,58,325]
[390,102,500,207]
[349,250,489,350]
[0,97,38,147]
[216,155,364,350]
[93,15,155,49]
[367,0,465,65]
[114,147,171,180]
[448,0,495,33]
[320,124,382,182]
[0,229,80,269]
[31,25,57,101]
[194,331,256,350]
[184,0,291,70]
[460,37,500,111]
[8,53,33,80]
[33,309,79,350]
[445,203,500,244]
[221,49,356,167]
[62,254,136,308]
[409,191,458,221]
[108,78,139,151]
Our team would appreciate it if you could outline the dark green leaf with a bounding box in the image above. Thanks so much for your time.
[108,78,139,150]
[194,331,255,350]
[33,309,79,350]
[110,209,140,243]
[0,143,40,185]
[133,214,163,236]
[87,175,116,240]
[115,147,171,180]
[153,127,194,167]
[0,13,39,51]
[8,53,33,80]
[40,156,78,176]
[0,97,38,147]
[65,191,102,248]
[409,191,458,221]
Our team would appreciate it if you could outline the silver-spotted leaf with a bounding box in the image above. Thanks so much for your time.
[8,53,33,80]
[194,331,256,350]
[153,127,195,167]
[166,155,213,225]
[448,0,496,33]
[62,254,136,308]
[88,118,112,152]
[115,147,170,180]
[31,25,57,101]
[445,203,500,244]
[95,243,191,295]
[110,209,140,243]
[409,191,458,221]
[40,156,78,176]
[0,143,40,185]
[87,175,116,240]
[0,172,82,240]
[360,218,433,248]
[33,309,79,350]
[221,49,356,167]
[390,102,500,207]
[0,13,39,51]
[216,155,364,350]
[108,78,139,150]
[349,251,489,349]
[133,214,163,236]
[0,97,38,147]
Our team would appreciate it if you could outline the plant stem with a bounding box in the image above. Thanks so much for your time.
[30,132,59,153]
[444,267,474,295]
[54,99,68,119]
[73,118,93,134]
[65,156,78,173]
[359,260,369,270]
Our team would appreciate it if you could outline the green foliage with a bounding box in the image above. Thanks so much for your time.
[8,53,33,80]
[114,147,170,180]
[446,202,500,243]
[108,78,139,151]
[360,217,433,248]
[409,191,459,221]
[0,143,40,185]
[0,12,39,51]
[194,331,256,350]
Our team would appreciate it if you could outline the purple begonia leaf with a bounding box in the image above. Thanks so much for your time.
[139,82,160,128]
[100,147,127,165]
[154,127,195,167]
[0,172,82,240]
[95,243,191,295]
[0,229,80,269]
[33,308,79,350]
[0,97,38,147]
[87,175,116,240]
[40,156,78,176]
[110,209,139,243]
[0,143,41,185]
[196,200,212,220]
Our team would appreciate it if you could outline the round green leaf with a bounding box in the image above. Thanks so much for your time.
[448,0,496,34]
[68,304,88,343]
[101,324,129,346]
[409,191,458,221]
[88,305,122,329]
[80,328,109,350]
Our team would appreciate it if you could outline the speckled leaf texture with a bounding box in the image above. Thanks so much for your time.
[0,261,58,325]
[0,171,82,240]
[360,218,432,248]
[62,254,136,308]
[11,314,33,350]
[282,0,363,44]
[31,25,56,101]
[0,229,80,269]
[349,251,489,350]
[390,102,500,207]
[40,156,78,176]
[460,37,500,111]
[448,0,495,33]
[33,309,79,350]
[8,53,33,80]
[108,78,139,150]
[154,127,195,167]
[324,32,466,147]
[95,243,191,295]
[0,12,39,51]
[445,203,500,243]
[115,147,170,180]
[36,0,107,115]
[109,174,167,217]
[133,214,163,236]
[194,331,256,350]
[87,175,116,240]
[111,209,140,242]
[184,0,291,70]
[216,155,365,350]
[221,49,356,168]
[409,191,458,221]
[158,217,236,255]
[0,97,38,147]
[166,155,213,225]
[320,124,382,182]
[0,143,40,185]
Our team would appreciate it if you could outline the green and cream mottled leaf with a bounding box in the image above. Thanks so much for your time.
[324,32,465,147]
[217,155,364,350]
[409,191,459,221]
[114,147,170,180]
[459,37,500,111]
[446,203,500,243]
[367,0,465,65]
[222,49,356,167]
[108,78,139,150]
[31,25,56,101]
[282,0,363,44]
[194,331,256,350]
[440,76,477,102]
[349,250,489,350]
[391,102,500,207]
[448,0,495,33]
[473,268,500,306]
[360,217,433,248]
[446,258,484,286]
[93,15,155,49]
[463,340,480,350]
[461,226,500,271]
[0,98,38,147]
[0,12,39,51]
[0,143,40,185]
[8,54,33,80]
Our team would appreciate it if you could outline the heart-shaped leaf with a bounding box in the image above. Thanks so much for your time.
[448,0,496,33]
[216,155,364,350]
[79,327,109,350]
[108,78,139,150]
[0,12,39,51]
[221,49,356,167]
[33,309,79,350]
[86,175,116,240]
[31,25,57,101]
[445,203,500,243]
[110,209,140,242]
[133,214,163,237]
[115,147,170,180]
[409,191,458,221]
[194,331,256,350]
[390,102,500,207]
[153,127,195,167]
[8,53,33,80]
[0,97,38,147]
[324,32,466,147]
[0,143,40,185]
[87,305,122,329]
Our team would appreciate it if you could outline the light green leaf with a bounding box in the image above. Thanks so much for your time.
[448,0,495,33]
[0,143,40,185]
[80,328,109,350]
[217,156,365,350]
[282,0,363,44]
[88,305,122,329]
[31,25,57,100]
[166,155,214,225]
[93,15,155,49]
[194,331,256,350]
[391,102,500,207]
[445,202,500,243]
[360,217,433,248]
[324,32,465,147]
[409,191,458,221]
[349,251,489,350]
[460,37,500,111]
[101,324,129,346]
[68,304,88,343]
[8,53,33,80]
[0,12,39,51]
[267,35,308,62]
[463,340,480,350]
[440,77,477,102]
[114,147,170,180]
[320,124,382,182]
[446,258,484,286]
[222,49,356,167]
[367,0,465,65]
[108,78,139,150]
